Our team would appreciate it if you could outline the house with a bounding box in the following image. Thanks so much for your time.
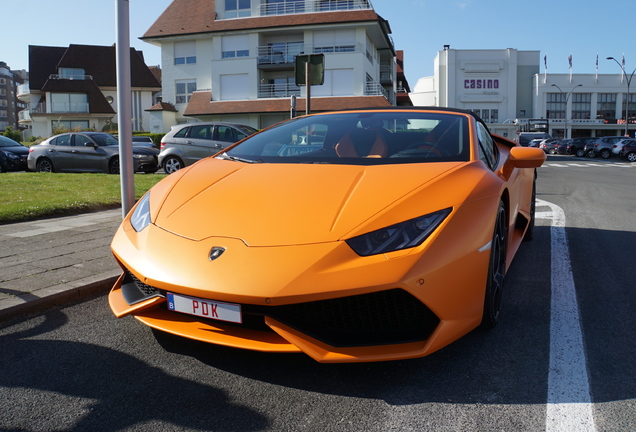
[18,44,161,139]
[140,0,412,132]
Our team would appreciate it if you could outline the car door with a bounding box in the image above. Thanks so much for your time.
[183,124,220,163]
[72,134,107,172]
[47,133,74,171]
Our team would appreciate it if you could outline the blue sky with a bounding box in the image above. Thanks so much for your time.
[3,0,634,83]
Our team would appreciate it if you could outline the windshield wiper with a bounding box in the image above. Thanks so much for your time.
[218,153,262,164]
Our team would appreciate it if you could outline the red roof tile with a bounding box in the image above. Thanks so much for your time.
[184,91,391,116]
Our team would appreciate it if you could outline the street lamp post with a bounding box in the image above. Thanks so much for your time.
[607,56,636,137]
[551,84,582,139]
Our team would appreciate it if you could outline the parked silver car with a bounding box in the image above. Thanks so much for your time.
[27,132,159,174]
[159,122,257,174]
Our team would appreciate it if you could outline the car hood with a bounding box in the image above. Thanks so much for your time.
[153,158,465,246]
[2,146,29,156]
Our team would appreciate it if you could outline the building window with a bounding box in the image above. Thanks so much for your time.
[597,93,616,121]
[313,29,356,54]
[547,93,566,119]
[220,74,249,100]
[0,78,6,85]
[51,120,89,131]
[490,109,499,123]
[572,93,591,119]
[222,35,250,59]
[59,68,86,79]
[623,93,636,121]
[174,41,196,65]
[225,0,251,17]
[0,89,5,96]
[312,69,354,97]
[50,93,88,113]
[175,80,196,104]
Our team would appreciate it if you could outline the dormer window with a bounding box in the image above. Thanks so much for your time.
[225,0,251,18]
[59,68,86,80]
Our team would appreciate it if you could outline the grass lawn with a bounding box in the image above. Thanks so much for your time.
[0,172,166,224]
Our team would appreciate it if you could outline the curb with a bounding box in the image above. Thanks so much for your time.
[0,274,119,323]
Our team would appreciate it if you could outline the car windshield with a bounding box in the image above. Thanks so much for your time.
[0,137,19,147]
[91,134,119,146]
[223,111,471,165]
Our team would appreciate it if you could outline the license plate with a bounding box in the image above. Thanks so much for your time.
[167,293,242,323]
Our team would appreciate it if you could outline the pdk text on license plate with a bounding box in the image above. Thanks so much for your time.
[167,293,242,323]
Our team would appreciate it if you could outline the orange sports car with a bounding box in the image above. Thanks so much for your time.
[109,108,545,363]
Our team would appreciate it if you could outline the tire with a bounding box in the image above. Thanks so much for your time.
[575,148,585,157]
[523,178,536,242]
[163,156,184,174]
[36,158,55,173]
[109,157,120,174]
[548,148,557,155]
[627,152,636,162]
[600,149,611,159]
[587,149,596,158]
[481,200,507,329]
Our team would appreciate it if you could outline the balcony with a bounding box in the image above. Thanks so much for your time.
[258,83,301,98]
[18,109,31,123]
[17,83,31,100]
[31,102,90,115]
[257,42,363,68]
[365,81,390,101]
[257,0,373,17]
[48,73,93,81]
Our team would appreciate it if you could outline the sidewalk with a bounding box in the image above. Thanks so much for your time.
[0,209,123,321]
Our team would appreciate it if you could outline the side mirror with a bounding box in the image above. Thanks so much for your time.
[84,142,97,148]
[507,146,546,169]
[501,146,546,179]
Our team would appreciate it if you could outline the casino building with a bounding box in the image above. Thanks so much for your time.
[410,47,636,140]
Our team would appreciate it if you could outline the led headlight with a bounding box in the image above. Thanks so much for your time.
[1,150,20,161]
[130,193,152,232]
[346,208,452,256]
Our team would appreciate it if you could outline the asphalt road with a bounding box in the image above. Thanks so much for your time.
[1,156,634,431]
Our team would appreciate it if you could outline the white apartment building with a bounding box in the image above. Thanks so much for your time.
[141,0,409,132]
[411,47,636,140]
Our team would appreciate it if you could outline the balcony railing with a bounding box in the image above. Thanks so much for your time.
[31,102,90,114]
[365,81,390,101]
[18,110,31,122]
[48,74,93,81]
[258,0,373,17]
[380,65,393,83]
[257,43,363,65]
[258,83,301,98]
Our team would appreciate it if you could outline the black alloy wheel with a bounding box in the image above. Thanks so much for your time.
[481,200,507,329]
[109,157,120,174]
[36,158,54,173]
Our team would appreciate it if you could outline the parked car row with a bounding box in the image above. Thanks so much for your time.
[1,124,257,175]
[532,135,636,161]
[25,132,160,174]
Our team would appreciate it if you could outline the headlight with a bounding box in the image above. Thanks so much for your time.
[1,150,20,160]
[346,208,452,256]
[130,193,152,232]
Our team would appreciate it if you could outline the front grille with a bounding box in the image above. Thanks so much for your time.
[121,270,163,305]
[268,289,439,347]
[124,266,440,347]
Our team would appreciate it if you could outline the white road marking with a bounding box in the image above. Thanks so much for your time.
[536,199,597,432]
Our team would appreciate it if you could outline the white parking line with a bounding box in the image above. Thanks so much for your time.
[537,199,597,432]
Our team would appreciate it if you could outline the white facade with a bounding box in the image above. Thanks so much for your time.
[411,48,635,140]
[143,0,400,130]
